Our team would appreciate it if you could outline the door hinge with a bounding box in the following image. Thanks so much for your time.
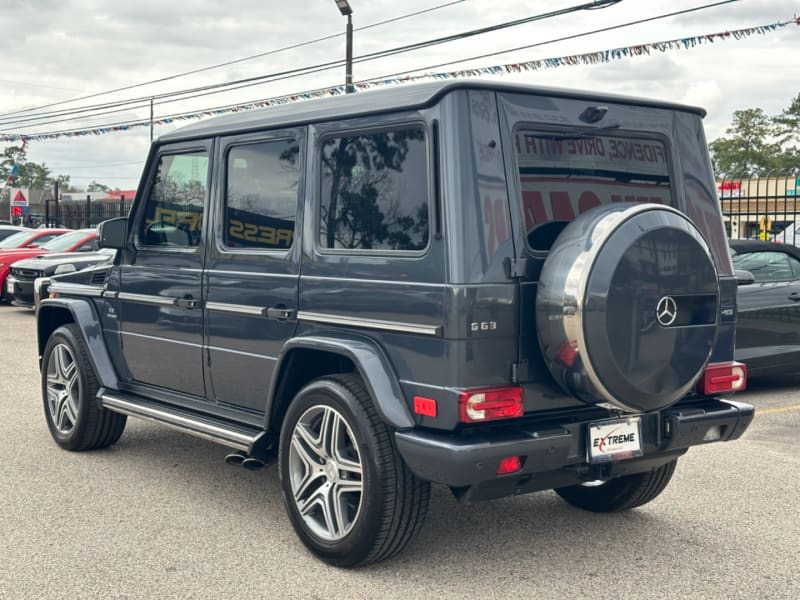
[505,257,530,279]
[510,361,528,383]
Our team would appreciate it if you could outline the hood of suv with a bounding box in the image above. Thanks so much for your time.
[13,251,114,274]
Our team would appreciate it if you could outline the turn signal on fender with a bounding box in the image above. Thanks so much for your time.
[458,386,524,423]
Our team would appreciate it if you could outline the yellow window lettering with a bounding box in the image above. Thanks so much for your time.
[275,228,293,247]
[258,226,277,246]
[229,219,245,240]
[243,222,259,242]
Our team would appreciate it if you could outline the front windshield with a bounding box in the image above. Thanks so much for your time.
[40,231,93,252]
[0,230,32,249]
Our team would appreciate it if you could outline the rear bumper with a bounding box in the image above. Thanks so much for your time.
[395,398,754,501]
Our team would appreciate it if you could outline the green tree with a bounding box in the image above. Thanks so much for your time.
[1,145,80,194]
[773,92,800,146]
[86,180,111,192]
[1,145,52,188]
[708,108,784,176]
[55,174,80,193]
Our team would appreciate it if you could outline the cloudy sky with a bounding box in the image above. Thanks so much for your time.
[1,0,798,190]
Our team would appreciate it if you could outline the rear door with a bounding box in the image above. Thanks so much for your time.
[204,130,304,415]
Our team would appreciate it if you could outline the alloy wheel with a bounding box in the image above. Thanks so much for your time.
[46,343,80,435]
[288,404,363,541]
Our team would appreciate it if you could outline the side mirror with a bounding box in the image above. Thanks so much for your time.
[98,217,128,250]
[735,269,755,286]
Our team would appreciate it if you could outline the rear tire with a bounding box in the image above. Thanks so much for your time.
[555,460,677,512]
[278,374,430,567]
[42,324,127,451]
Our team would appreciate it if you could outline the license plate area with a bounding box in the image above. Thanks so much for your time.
[587,417,643,463]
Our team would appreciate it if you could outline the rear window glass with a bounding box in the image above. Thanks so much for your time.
[513,129,672,250]
[319,126,429,252]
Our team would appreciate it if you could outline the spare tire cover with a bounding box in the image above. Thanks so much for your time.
[536,203,719,412]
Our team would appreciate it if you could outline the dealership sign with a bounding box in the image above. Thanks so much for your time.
[717,181,741,198]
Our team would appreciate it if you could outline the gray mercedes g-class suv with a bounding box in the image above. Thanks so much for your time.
[37,80,753,567]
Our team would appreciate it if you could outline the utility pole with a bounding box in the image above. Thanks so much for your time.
[334,0,354,93]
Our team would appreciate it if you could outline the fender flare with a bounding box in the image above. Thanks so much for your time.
[37,298,120,390]
[268,334,415,430]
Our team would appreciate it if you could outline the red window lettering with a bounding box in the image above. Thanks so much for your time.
[522,191,547,229]
[550,191,575,221]
[483,195,510,256]
[578,191,601,213]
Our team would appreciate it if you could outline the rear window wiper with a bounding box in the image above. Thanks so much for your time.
[535,122,621,140]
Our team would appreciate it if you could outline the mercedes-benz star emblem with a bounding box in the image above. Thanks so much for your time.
[656,296,678,327]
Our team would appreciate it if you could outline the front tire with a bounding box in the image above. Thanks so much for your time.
[42,324,127,451]
[279,374,430,567]
[555,459,677,512]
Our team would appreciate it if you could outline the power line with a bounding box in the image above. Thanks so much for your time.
[0,1,468,120]
[362,0,743,83]
[46,161,143,170]
[2,0,751,142]
[0,0,623,131]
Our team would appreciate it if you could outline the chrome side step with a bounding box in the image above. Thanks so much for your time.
[100,392,262,452]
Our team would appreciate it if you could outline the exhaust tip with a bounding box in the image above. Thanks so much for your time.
[225,451,247,466]
[242,457,266,471]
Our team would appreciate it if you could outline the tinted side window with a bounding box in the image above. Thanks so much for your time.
[732,251,797,282]
[513,130,672,251]
[141,151,209,247]
[319,126,429,252]
[224,140,298,250]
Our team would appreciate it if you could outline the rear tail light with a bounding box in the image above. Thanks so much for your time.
[697,361,747,395]
[458,386,523,423]
[496,455,524,475]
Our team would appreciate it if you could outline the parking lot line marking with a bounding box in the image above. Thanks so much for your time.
[756,405,800,416]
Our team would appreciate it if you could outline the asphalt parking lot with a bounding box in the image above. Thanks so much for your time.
[1,305,798,599]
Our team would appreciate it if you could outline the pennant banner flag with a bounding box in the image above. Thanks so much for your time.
[2,16,798,143]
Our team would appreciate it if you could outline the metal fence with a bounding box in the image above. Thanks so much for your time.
[719,169,800,244]
[42,195,133,229]
[2,195,133,229]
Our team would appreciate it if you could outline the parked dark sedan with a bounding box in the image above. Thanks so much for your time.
[730,239,800,377]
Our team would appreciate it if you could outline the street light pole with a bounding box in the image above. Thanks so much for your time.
[334,0,354,93]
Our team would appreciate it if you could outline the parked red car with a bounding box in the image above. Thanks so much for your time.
[0,228,69,251]
[0,228,98,302]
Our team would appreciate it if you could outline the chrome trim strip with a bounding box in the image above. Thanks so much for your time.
[206,269,298,279]
[47,282,104,298]
[300,275,445,288]
[208,345,278,361]
[205,301,265,316]
[298,311,441,336]
[117,292,176,306]
[101,394,257,451]
[120,331,202,348]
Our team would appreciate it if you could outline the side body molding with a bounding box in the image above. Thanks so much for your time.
[269,335,415,430]
[37,298,120,390]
